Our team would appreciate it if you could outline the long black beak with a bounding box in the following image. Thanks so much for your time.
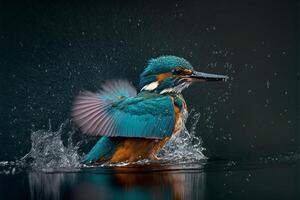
[189,71,229,82]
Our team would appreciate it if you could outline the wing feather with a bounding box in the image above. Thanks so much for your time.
[72,80,175,138]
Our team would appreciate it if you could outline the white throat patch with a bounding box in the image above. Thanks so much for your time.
[160,82,191,94]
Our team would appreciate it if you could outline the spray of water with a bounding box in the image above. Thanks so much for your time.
[158,110,206,162]
[99,111,205,167]
[1,111,205,171]
[21,120,82,170]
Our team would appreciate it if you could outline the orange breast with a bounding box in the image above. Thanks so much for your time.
[109,138,157,162]
[173,101,182,135]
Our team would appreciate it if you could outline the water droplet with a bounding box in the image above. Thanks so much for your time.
[266,81,270,89]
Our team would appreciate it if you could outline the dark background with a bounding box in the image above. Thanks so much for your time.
[0,0,299,161]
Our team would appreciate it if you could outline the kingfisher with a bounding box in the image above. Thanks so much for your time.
[71,55,228,164]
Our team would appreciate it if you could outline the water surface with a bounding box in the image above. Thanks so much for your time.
[0,157,299,200]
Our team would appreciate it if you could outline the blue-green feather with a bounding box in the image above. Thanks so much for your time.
[81,136,118,164]
[109,93,175,138]
[155,78,175,92]
[139,55,193,89]
[73,80,176,139]
[173,96,184,109]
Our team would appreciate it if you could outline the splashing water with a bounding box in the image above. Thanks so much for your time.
[158,110,206,162]
[21,120,82,170]
[101,111,205,167]
[2,111,205,171]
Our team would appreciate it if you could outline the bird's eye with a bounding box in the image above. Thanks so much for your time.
[172,67,192,75]
[172,67,184,75]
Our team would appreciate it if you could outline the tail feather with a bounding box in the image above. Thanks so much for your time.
[81,136,118,164]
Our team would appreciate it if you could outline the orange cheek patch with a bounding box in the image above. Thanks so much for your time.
[156,72,172,82]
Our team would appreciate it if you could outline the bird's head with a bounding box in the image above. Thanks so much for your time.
[139,55,228,94]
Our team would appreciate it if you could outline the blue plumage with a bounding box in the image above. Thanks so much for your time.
[72,78,176,163]
[141,55,193,77]
[139,55,193,89]
[72,84,175,139]
[111,93,175,138]
[81,136,117,164]
[72,55,228,163]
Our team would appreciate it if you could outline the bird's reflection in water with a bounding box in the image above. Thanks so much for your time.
[28,171,76,200]
[28,163,206,200]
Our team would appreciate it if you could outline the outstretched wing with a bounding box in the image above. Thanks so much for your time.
[72,80,175,139]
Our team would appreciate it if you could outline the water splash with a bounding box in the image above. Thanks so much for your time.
[98,110,206,167]
[2,110,206,171]
[0,161,19,175]
[21,120,82,170]
[158,110,206,162]
[2,113,299,172]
